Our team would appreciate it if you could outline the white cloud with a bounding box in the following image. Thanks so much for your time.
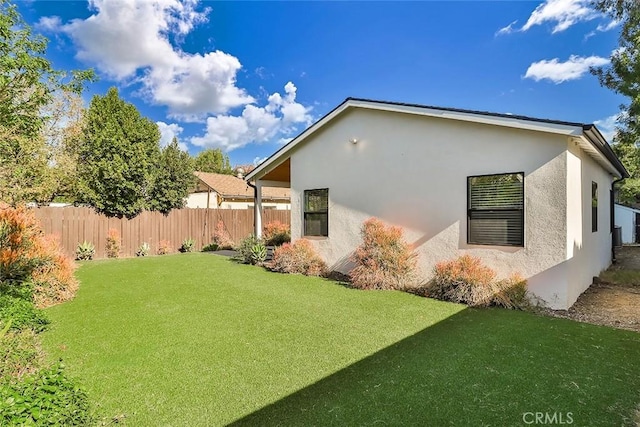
[594,114,619,141]
[496,20,518,36]
[596,19,619,32]
[253,156,267,166]
[191,82,313,151]
[53,0,252,119]
[157,121,187,151]
[522,0,598,33]
[497,0,606,35]
[524,55,609,83]
[35,15,62,32]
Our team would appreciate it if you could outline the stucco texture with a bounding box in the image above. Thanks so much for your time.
[288,108,614,309]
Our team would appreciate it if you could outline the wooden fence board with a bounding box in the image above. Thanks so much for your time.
[32,207,291,259]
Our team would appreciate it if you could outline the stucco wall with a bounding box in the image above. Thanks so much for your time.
[566,141,614,306]
[614,204,637,244]
[290,108,576,307]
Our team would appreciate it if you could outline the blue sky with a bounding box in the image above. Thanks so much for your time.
[19,0,623,167]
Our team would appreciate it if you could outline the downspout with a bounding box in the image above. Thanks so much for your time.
[247,181,258,236]
[611,176,625,263]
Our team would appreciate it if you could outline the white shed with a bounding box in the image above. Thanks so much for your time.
[614,203,640,244]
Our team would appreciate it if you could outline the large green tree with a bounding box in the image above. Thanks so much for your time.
[78,87,160,218]
[591,0,640,204]
[193,148,233,174]
[148,137,195,214]
[0,0,93,205]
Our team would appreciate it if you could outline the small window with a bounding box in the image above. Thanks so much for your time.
[592,182,598,232]
[304,189,328,236]
[468,172,524,246]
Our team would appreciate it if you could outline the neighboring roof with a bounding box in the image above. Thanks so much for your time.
[246,98,629,181]
[194,172,290,200]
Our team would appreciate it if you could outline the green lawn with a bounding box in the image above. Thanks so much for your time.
[42,254,640,426]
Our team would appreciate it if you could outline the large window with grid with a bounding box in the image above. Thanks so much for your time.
[468,172,524,246]
[304,189,328,237]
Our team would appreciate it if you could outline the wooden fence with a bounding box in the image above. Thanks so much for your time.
[33,207,290,259]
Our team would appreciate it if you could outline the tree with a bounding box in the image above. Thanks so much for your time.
[45,90,86,203]
[149,137,195,214]
[591,0,640,204]
[78,87,160,218]
[193,148,233,174]
[0,0,93,205]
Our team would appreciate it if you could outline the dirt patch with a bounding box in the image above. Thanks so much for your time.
[545,246,640,333]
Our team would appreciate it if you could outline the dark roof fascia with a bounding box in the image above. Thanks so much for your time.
[582,124,629,178]
[246,96,630,180]
[346,97,588,128]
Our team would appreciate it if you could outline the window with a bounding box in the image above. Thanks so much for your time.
[592,182,598,232]
[468,172,524,246]
[304,189,328,236]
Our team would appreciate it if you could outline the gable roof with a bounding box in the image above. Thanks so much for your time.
[246,98,629,181]
[194,172,290,200]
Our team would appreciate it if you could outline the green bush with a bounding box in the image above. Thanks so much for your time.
[179,238,196,253]
[74,241,95,261]
[250,242,267,265]
[0,363,93,426]
[0,328,42,380]
[234,235,265,265]
[0,295,49,333]
[202,243,218,252]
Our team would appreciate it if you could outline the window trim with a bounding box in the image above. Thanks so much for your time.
[467,171,525,247]
[303,188,329,237]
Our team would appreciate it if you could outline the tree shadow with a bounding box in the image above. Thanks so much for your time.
[231,308,640,426]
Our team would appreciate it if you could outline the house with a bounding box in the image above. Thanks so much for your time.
[186,171,290,210]
[245,98,629,310]
[614,203,640,244]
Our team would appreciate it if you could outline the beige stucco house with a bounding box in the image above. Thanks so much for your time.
[245,98,628,309]
[186,172,290,210]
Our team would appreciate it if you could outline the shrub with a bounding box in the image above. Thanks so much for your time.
[492,273,531,310]
[105,228,121,258]
[31,235,78,309]
[0,363,93,426]
[250,241,267,265]
[349,218,418,290]
[75,241,95,261]
[0,296,49,333]
[179,238,196,253]
[268,239,327,276]
[157,240,172,255]
[0,205,78,309]
[429,254,496,306]
[0,328,42,381]
[0,204,45,286]
[234,235,263,265]
[212,221,233,250]
[263,221,291,246]
[202,243,218,252]
[135,242,150,257]
[428,255,529,309]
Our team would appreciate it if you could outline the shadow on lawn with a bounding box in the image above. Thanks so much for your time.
[231,308,640,427]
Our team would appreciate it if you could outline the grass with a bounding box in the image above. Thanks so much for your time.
[41,254,640,426]
[600,269,640,286]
